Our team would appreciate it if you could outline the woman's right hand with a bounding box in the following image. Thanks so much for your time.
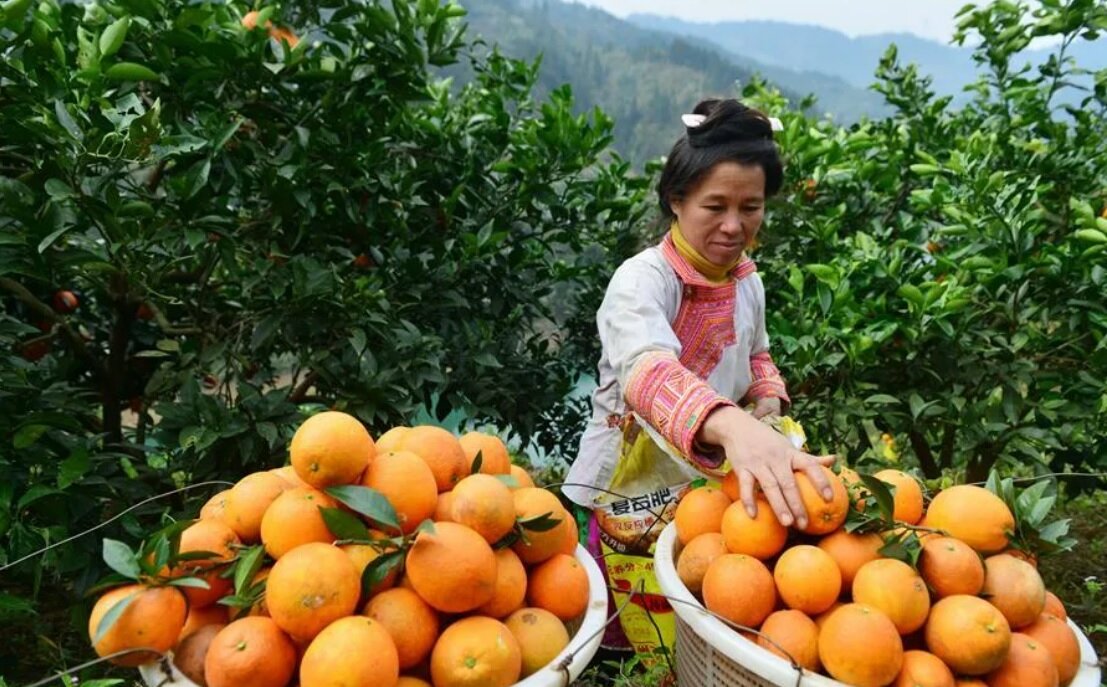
[698,405,836,530]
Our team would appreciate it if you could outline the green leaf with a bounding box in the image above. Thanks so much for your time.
[320,507,370,541]
[415,519,436,536]
[44,178,75,201]
[897,284,924,307]
[54,100,82,140]
[57,448,91,489]
[0,592,36,616]
[325,485,400,533]
[362,549,404,598]
[1074,229,1107,244]
[104,61,159,82]
[93,591,138,644]
[102,539,141,580]
[805,263,838,286]
[13,424,49,448]
[858,474,896,524]
[98,16,130,57]
[470,449,483,475]
[878,530,923,567]
[865,394,901,405]
[517,511,561,533]
[37,224,74,253]
[166,576,212,589]
[233,545,266,597]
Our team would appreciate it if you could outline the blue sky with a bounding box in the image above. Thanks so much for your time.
[572,0,972,43]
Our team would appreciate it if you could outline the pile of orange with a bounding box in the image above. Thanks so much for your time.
[675,467,1083,687]
[87,411,589,687]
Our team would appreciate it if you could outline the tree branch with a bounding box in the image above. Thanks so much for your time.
[939,422,957,470]
[908,429,940,479]
[0,276,106,379]
[288,370,319,403]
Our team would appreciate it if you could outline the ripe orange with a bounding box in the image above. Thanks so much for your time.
[818,603,904,687]
[173,623,224,685]
[342,539,399,596]
[478,548,528,618]
[987,632,1060,687]
[893,650,955,687]
[527,553,589,622]
[430,616,522,687]
[299,616,399,687]
[406,521,497,613]
[362,450,438,534]
[376,426,410,452]
[795,466,849,535]
[509,464,535,489]
[853,558,930,635]
[290,411,375,489]
[702,554,776,629]
[674,486,731,544]
[774,545,841,615]
[174,518,240,608]
[204,617,297,687]
[434,491,454,522]
[757,609,820,672]
[88,584,187,666]
[511,488,572,565]
[179,603,229,642]
[720,498,787,560]
[364,588,440,670]
[224,471,289,542]
[450,473,516,544]
[460,431,512,475]
[1022,613,1080,686]
[266,542,361,643]
[925,595,1011,675]
[676,532,728,595]
[200,489,231,521]
[918,536,986,598]
[396,425,467,492]
[505,607,571,678]
[720,469,740,501]
[817,529,883,590]
[923,485,1014,554]
[270,464,308,488]
[874,469,925,524]
[260,487,339,559]
[1044,591,1067,620]
[982,553,1046,629]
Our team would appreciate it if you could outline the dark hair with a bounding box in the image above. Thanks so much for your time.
[657,99,784,219]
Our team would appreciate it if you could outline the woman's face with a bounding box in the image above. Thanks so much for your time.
[671,162,766,266]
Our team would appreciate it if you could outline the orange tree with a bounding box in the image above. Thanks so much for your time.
[0,0,647,660]
[754,0,1107,482]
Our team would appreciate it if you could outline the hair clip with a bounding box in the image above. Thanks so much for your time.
[681,114,706,128]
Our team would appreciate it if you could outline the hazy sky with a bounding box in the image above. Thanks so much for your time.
[572,0,972,43]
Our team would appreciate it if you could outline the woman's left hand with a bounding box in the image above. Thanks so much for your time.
[751,397,781,419]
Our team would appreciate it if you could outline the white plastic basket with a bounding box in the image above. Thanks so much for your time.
[138,542,607,687]
[654,522,1102,687]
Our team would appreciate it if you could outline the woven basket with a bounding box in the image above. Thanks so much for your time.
[654,522,1103,687]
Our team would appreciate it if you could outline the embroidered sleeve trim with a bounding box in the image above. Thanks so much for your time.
[624,351,735,470]
[746,351,791,406]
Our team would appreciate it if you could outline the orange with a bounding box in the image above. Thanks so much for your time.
[260,487,338,559]
[266,542,361,643]
[364,588,440,670]
[270,464,308,488]
[505,607,570,678]
[527,553,589,622]
[406,521,497,613]
[893,650,955,687]
[795,466,849,535]
[774,545,841,615]
[756,609,820,672]
[435,491,454,522]
[341,540,399,596]
[299,616,399,687]
[290,410,375,489]
[459,431,512,475]
[702,554,776,629]
[1022,613,1080,686]
[376,426,410,452]
[477,548,528,618]
[918,536,985,598]
[396,425,467,492]
[511,488,572,565]
[818,603,904,687]
[720,469,740,501]
[874,469,925,524]
[1044,591,1067,620]
[853,558,930,635]
[924,594,1011,675]
[815,601,845,631]
[955,680,988,687]
[987,632,1060,687]
[173,623,224,685]
[430,616,522,687]
[179,604,229,642]
[398,679,433,687]
[174,518,240,608]
[674,486,731,544]
[362,450,438,534]
[246,567,271,618]
[88,584,187,666]
[676,532,728,595]
[720,498,787,560]
[982,553,1046,629]
[204,617,297,687]
[200,489,231,521]
[224,471,289,542]
[450,474,516,544]
[509,464,535,489]
[817,529,883,590]
[923,485,1014,554]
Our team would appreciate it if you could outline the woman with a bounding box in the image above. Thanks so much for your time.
[563,98,836,658]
